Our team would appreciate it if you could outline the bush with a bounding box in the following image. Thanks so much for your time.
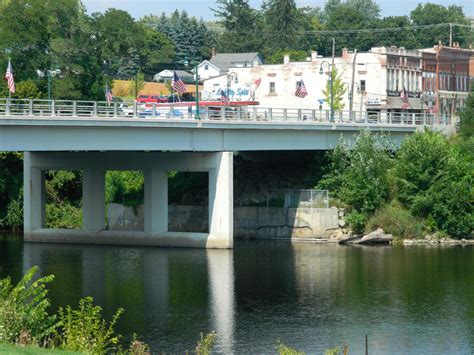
[394,130,473,238]
[345,210,367,234]
[58,297,123,353]
[318,131,393,216]
[195,331,217,355]
[0,266,56,346]
[366,202,426,240]
[276,340,305,355]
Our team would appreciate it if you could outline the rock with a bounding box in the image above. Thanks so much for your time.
[352,228,393,245]
[338,218,346,228]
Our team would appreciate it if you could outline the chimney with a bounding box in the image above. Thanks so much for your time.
[311,51,318,62]
[211,47,216,58]
[283,54,290,64]
[342,47,349,60]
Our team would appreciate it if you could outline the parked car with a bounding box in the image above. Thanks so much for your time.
[136,95,168,104]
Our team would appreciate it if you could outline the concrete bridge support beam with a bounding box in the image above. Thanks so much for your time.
[208,152,233,248]
[23,152,45,234]
[144,170,168,235]
[82,169,105,232]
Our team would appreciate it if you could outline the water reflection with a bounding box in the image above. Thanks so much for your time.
[2,236,472,353]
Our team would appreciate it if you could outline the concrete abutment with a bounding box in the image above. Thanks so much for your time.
[23,151,233,249]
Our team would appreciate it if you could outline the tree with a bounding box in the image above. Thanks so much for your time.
[459,85,474,139]
[129,72,145,99]
[375,16,419,49]
[138,26,175,75]
[322,66,347,111]
[410,4,470,48]
[212,0,263,52]
[262,0,299,52]
[13,80,41,99]
[394,130,473,238]
[318,131,393,232]
[321,0,381,55]
[266,50,309,64]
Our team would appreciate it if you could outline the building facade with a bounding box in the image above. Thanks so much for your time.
[421,44,473,115]
[202,46,473,115]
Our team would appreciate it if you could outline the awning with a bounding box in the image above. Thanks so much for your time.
[384,97,423,110]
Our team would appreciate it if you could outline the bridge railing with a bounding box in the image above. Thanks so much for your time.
[0,98,451,126]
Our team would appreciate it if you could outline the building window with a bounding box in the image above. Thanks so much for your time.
[269,82,275,94]
[205,64,209,70]
[360,80,366,92]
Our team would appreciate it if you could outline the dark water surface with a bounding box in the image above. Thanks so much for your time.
[1,233,473,354]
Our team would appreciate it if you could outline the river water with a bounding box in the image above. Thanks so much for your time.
[1,233,473,354]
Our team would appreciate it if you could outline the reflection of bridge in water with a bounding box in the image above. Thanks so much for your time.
[1,98,454,248]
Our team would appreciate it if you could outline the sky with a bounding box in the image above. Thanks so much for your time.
[81,0,473,20]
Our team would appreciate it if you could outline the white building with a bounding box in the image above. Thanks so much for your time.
[203,47,425,114]
[153,69,193,82]
[197,51,262,81]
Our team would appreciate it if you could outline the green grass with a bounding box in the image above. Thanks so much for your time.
[0,343,80,354]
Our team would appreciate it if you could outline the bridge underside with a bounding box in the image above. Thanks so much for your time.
[24,151,233,249]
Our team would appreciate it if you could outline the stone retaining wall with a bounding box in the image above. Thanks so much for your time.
[107,203,339,239]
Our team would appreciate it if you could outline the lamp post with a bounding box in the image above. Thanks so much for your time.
[226,72,238,102]
[184,58,200,120]
[320,60,334,122]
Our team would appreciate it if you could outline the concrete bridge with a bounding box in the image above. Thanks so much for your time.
[0,98,455,249]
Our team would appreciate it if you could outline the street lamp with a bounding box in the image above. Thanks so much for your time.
[226,72,238,101]
[319,61,334,122]
[184,57,201,120]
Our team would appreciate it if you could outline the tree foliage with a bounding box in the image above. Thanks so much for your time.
[322,67,347,111]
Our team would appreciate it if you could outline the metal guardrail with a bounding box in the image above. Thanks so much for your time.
[267,189,330,209]
[0,98,452,125]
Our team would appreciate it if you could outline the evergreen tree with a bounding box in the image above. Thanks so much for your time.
[263,0,299,52]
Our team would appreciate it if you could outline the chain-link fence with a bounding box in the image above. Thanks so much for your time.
[266,189,329,209]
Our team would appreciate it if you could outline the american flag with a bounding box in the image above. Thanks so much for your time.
[105,83,113,103]
[400,89,409,107]
[171,70,187,94]
[5,59,15,94]
[220,89,229,103]
[295,79,308,98]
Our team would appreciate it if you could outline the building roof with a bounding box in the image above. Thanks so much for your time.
[156,69,193,77]
[209,52,261,72]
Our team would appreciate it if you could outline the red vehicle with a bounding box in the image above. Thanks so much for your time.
[136,95,168,103]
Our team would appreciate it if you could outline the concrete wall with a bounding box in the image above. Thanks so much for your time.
[107,203,339,239]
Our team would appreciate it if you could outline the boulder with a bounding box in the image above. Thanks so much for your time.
[352,228,393,245]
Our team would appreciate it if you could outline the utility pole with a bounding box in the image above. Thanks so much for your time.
[330,37,335,122]
[449,23,453,47]
[195,63,200,120]
[350,49,358,114]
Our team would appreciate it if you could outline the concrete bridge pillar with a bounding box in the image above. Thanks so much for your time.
[82,168,105,232]
[23,152,45,234]
[144,170,168,234]
[208,152,233,248]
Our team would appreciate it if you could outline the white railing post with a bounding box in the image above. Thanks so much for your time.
[133,101,138,118]
[297,109,301,121]
[113,102,118,117]
[268,108,272,121]
[412,113,416,126]
[252,106,256,121]
[152,102,156,118]
[51,100,56,117]
[283,108,287,121]
[93,101,98,117]
[311,109,316,121]
[73,101,77,116]
[364,111,368,124]
[29,99,33,116]
[238,106,242,120]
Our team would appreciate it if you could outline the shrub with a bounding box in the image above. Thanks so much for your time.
[345,210,367,234]
[195,331,217,355]
[365,202,426,240]
[318,131,393,226]
[0,266,56,346]
[58,297,123,353]
[276,340,305,355]
[394,130,473,238]
[128,334,150,355]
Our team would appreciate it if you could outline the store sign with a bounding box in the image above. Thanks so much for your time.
[387,90,421,98]
[366,98,381,106]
